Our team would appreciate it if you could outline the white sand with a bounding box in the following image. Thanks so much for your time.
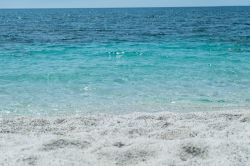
[1,111,250,166]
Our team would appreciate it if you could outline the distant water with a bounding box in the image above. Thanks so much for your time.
[0,7,250,116]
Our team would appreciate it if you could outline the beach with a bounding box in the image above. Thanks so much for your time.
[1,110,250,166]
[1,7,250,166]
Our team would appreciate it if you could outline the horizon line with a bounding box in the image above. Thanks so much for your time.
[0,5,250,10]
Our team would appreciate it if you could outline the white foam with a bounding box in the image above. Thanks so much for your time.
[1,111,250,165]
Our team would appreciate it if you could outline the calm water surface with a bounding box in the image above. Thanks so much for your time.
[0,7,250,115]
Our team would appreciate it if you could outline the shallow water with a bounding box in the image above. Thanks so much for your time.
[0,7,250,115]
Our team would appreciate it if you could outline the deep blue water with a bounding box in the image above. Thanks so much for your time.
[0,7,250,115]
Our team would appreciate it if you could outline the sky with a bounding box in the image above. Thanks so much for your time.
[0,0,250,8]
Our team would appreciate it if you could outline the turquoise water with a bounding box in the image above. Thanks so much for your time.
[1,7,250,115]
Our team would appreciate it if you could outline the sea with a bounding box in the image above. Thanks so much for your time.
[0,7,250,116]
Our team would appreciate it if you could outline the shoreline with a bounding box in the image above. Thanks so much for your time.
[1,110,250,165]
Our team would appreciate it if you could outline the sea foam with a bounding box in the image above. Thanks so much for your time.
[1,111,250,165]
